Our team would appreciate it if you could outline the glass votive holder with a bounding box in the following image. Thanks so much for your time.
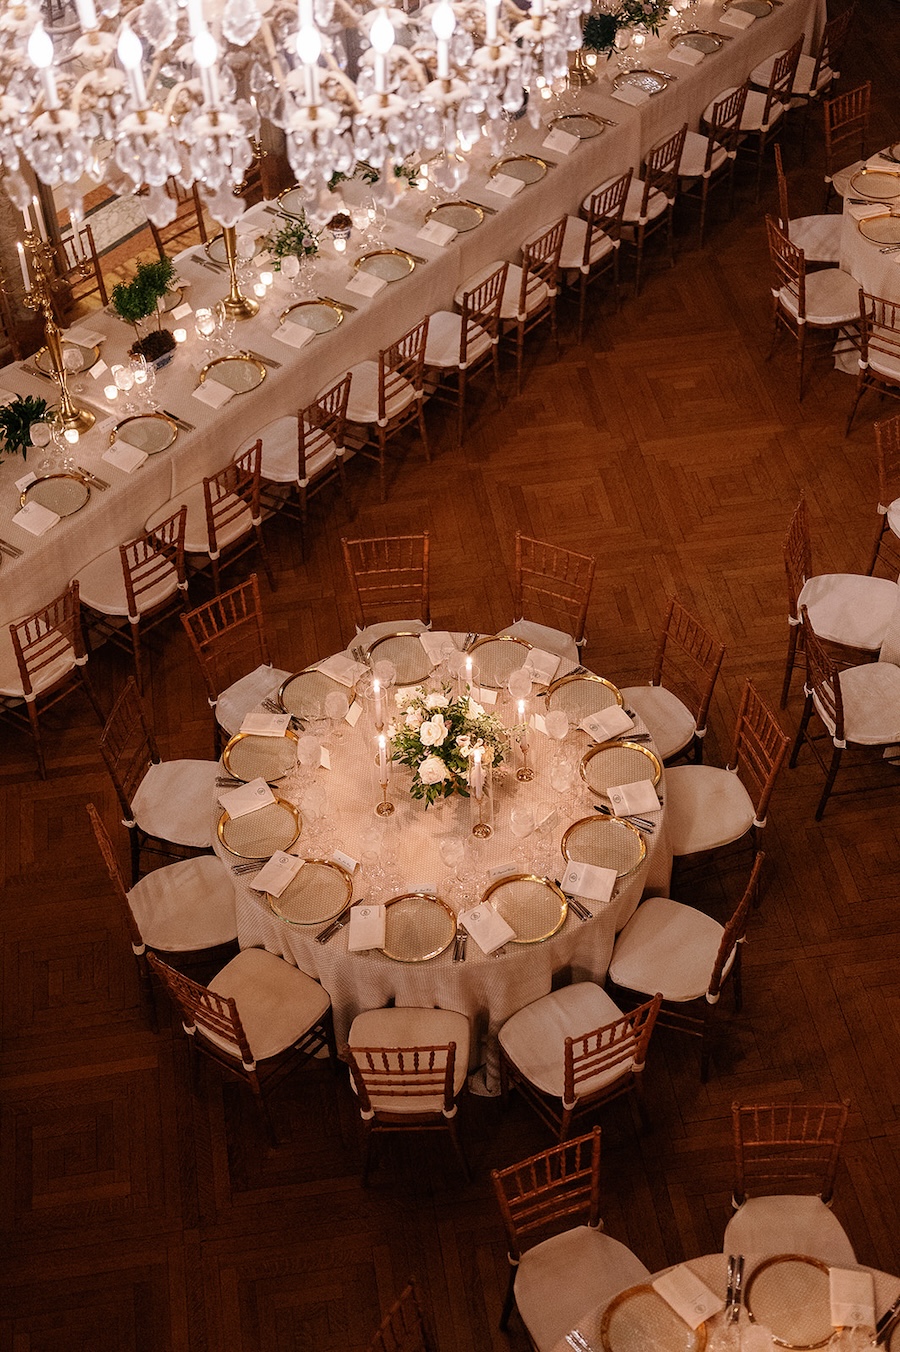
[173,328,187,343]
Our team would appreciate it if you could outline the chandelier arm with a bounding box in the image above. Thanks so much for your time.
[259,18,289,87]
[390,46,430,90]
[318,60,364,112]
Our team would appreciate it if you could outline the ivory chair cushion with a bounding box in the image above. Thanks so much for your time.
[797,572,897,650]
[424,311,493,369]
[678,130,730,179]
[777,266,861,325]
[515,1224,651,1352]
[348,1006,470,1113]
[787,214,842,263]
[887,499,900,539]
[146,483,252,555]
[454,262,549,322]
[609,896,732,1002]
[128,854,237,951]
[237,417,297,483]
[750,51,834,96]
[356,618,429,648]
[664,764,756,857]
[498,620,579,663]
[77,545,179,619]
[498,982,626,1100]
[702,87,785,133]
[813,661,900,745]
[345,360,416,425]
[130,757,220,848]
[206,947,331,1062]
[0,633,76,698]
[558,216,616,271]
[869,345,900,385]
[215,662,295,736]
[724,1194,857,1267]
[618,180,669,244]
[618,685,696,761]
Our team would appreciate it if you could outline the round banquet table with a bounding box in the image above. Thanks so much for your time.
[221,634,673,1093]
[551,1252,900,1352]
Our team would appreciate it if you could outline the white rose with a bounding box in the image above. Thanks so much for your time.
[419,754,449,785]
[394,690,408,708]
[405,710,424,729]
[420,715,448,746]
[425,692,449,710]
[456,734,471,757]
[467,697,484,718]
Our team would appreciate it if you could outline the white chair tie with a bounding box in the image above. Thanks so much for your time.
[241,1057,256,1072]
[75,653,88,666]
[705,990,720,1005]
[442,1102,458,1119]
[121,814,137,829]
[752,814,767,829]
[131,939,146,956]
[208,548,221,561]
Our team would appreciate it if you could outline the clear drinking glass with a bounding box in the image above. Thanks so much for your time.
[509,805,535,869]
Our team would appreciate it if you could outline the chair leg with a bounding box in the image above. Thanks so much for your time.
[515,321,525,395]
[499,1048,510,1108]
[499,1269,518,1332]
[456,370,466,450]
[25,697,47,778]
[868,518,887,576]
[816,744,843,820]
[845,377,867,436]
[248,1068,280,1148]
[361,1119,376,1185]
[788,692,813,768]
[130,620,145,693]
[577,274,587,343]
[633,231,645,297]
[797,323,807,401]
[377,427,387,503]
[418,399,431,463]
[781,620,801,708]
[254,523,277,590]
[447,1115,471,1182]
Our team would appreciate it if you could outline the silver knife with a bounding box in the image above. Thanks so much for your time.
[648,67,678,80]
[0,536,24,558]
[77,465,108,490]
[22,363,56,383]
[161,408,195,431]
[247,349,283,370]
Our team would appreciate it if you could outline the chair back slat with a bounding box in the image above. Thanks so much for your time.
[766,214,806,319]
[860,291,900,371]
[378,318,429,425]
[565,996,660,1103]
[520,216,566,313]
[761,34,803,128]
[54,222,108,309]
[651,596,726,735]
[811,4,856,91]
[705,82,748,167]
[99,676,161,814]
[458,261,508,364]
[204,439,261,554]
[707,852,765,1000]
[783,496,814,617]
[875,413,900,513]
[644,124,688,207]
[146,952,254,1063]
[299,372,351,480]
[366,1279,433,1352]
[799,605,845,742]
[728,680,789,823]
[344,1043,457,1115]
[121,505,187,621]
[732,1099,849,1205]
[823,80,871,177]
[583,169,633,264]
[514,532,595,645]
[490,1127,602,1259]
[86,802,145,952]
[10,581,85,698]
[342,533,430,629]
[180,573,270,707]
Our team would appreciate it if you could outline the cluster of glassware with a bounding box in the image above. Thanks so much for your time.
[102,354,157,414]
[29,409,81,474]
[193,303,236,360]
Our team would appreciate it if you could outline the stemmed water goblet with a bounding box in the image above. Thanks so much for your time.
[194,307,217,359]
[29,419,57,474]
[325,689,350,741]
[509,804,536,870]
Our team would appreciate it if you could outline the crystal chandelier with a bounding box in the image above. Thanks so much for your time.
[0,0,590,233]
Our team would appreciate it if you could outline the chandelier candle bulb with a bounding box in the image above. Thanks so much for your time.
[485,0,500,44]
[117,24,147,108]
[16,242,30,292]
[75,0,98,30]
[370,10,395,95]
[28,25,59,109]
[193,29,221,107]
[31,196,47,243]
[22,203,31,233]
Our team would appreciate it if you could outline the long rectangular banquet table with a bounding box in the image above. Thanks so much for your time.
[0,0,823,639]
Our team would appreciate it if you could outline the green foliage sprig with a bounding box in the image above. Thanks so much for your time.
[389,685,510,806]
[263,213,321,270]
[0,393,49,460]
[583,0,671,52]
[111,256,177,330]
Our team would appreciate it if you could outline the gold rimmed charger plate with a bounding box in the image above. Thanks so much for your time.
[849,168,900,201]
[206,232,263,264]
[222,729,299,783]
[744,1255,832,1349]
[278,666,355,719]
[580,741,662,797]
[109,412,178,454]
[217,798,302,859]
[425,200,485,232]
[266,857,354,926]
[612,68,669,95]
[668,28,724,52]
[560,815,646,879]
[354,249,415,282]
[467,634,533,688]
[276,185,309,219]
[382,892,456,962]
[199,353,267,395]
[280,297,344,333]
[490,154,548,185]
[480,874,567,943]
[600,1284,708,1352]
[34,340,100,376]
[727,0,773,13]
[20,472,90,516]
[858,214,900,244]
[546,671,623,720]
[367,632,433,686]
[159,286,185,313]
[548,112,607,139]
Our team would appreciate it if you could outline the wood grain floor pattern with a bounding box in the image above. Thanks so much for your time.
[3,7,900,1346]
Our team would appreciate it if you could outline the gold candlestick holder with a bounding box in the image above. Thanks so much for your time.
[376,782,395,816]
[471,779,493,838]
[21,231,95,435]
[220,224,259,320]
[516,737,534,783]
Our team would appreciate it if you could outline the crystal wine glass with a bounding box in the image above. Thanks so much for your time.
[325,689,350,740]
[509,804,535,869]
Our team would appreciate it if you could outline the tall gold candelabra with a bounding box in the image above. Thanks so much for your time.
[220,225,258,320]
[21,230,95,434]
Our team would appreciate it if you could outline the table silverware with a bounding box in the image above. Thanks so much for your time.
[246,349,283,370]
[468,201,498,215]
[22,363,56,383]
[594,115,620,124]
[405,251,429,266]
[161,408,195,431]
[316,901,357,943]
[565,1329,593,1352]
[566,895,592,921]
[880,244,900,254]
[192,254,227,273]
[648,67,677,80]
[595,804,656,833]
[217,775,242,787]
[0,536,25,557]
[725,1254,736,1320]
[876,1294,900,1343]
[263,204,280,215]
[77,465,108,490]
[730,1255,745,1323]
[231,861,264,875]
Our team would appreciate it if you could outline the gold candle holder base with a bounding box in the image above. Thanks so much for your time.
[54,401,95,435]
[221,293,259,320]
[568,48,599,87]
[221,224,259,320]
[376,783,394,815]
[472,820,492,838]
[516,766,535,782]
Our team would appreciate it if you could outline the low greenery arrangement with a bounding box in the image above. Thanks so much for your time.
[389,685,510,806]
[0,393,49,461]
[111,256,178,363]
[583,0,671,53]
[263,213,320,270]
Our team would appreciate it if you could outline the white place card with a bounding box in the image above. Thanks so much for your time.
[15,471,37,492]
[848,202,890,222]
[417,219,458,246]
[346,270,388,297]
[608,780,660,816]
[561,859,617,904]
[580,705,634,742]
[102,442,148,474]
[87,358,108,379]
[720,5,755,26]
[488,862,518,882]
[331,848,359,874]
[12,501,60,536]
[530,712,548,736]
[345,700,363,727]
[461,903,516,954]
[829,1269,875,1330]
[217,776,276,818]
[319,746,331,770]
[668,42,705,65]
[542,127,579,155]
[523,648,560,684]
[411,881,438,895]
[250,851,304,897]
[348,902,386,951]
[653,1269,723,1331]
[240,710,291,736]
[272,323,316,349]
[472,685,497,706]
[485,173,525,198]
[172,302,193,320]
[192,380,234,408]
[419,630,457,664]
[317,653,368,687]
[611,83,651,106]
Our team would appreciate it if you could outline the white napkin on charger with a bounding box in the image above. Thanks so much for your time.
[611,83,651,107]
[417,219,458,246]
[12,501,60,535]
[523,647,560,684]
[192,379,235,408]
[250,851,304,897]
[608,780,660,816]
[348,902,387,951]
[217,777,276,818]
[561,858,617,905]
[720,4,755,26]
[103,442,148,474]
[461,902,516,954]
[317,653,368,686]
[240,710,291,736]
[486,173,525,198]
[346,270,387,297]
[847,201,891,221]
[652,1269,724,1331]
[542,127,579,155]
[580,705,634,742]
[272,322,316,349]
[419,630,457,664]
[829,1269,875,1330]
[668,42,705,65]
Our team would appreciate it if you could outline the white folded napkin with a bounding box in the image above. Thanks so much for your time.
[866,153,900,172]
[461,902,516,953]
[523,647,560,684]
[848,201,890,221]
[217,777,276,818]
[87,358,108,379]
[608,780,660,816]
[561,858,617,905]
[417,219,458,246]
[829,1269,875,1330]
[66,326,105,347]
[486,173,525,198]
[542,128,579,155]
[317,653,368,686]
[12,501,60,536]
[580,705,634,742]
[346,270,387,297]
[419,630,457,664]
[611,83,651,106]
[171,302,193,320]
[103,442,148,474]
[720,4,754,25]
[668,43,705,65]
[348,902,387,951]
[345,700,363,727]
[192,379,235,408]
[250,851,305,897]
[240,710,291,736]
[272,322,316,349]
[653,1269,724,1330]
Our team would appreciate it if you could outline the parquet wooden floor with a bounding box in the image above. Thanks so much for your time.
[4,7,900,1346]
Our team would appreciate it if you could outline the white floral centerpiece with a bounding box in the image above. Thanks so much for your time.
[389,686,511,806]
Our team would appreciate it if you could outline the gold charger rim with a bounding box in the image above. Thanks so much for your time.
[279,296,344,328]
[546,670,624,705]
[215,797,302,859]
[599,1283,708,1352]
[467,633,533,687]
[381,891,456,962]
[353,248,416,278]
[849,168,900,199]
[108,410,179,452]
[480,873,568,944]
[857,214,900,242]
[727,0,774,12]
[205,231,263,262]
[221,728,299,783]
[276,664,356,712]
[560,814,647,877]
[265,857,354,926]
[34,340,100,376]
[612,67,669,93]
[580,740,663,793]
[489,153,548,182]
[548,111,607,138]
[198,352,267,391]
[744,1253,832,1350]
[20,471,91,514]
[667,27,724,49]
[424,199,485,229]
[366,630,434,682]
[275,185,309,218]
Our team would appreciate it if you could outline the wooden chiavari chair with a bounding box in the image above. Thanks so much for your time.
[53,222,108,316]
[343,317,430,502]
[564,168,632,336]
[366,1279,434,1352]
[678,84,746,246]
[423,261,508,448]
[847,290,900,434]
[750,5,857,152]
[501,531,595,662]
[148,178,209,257]
[868,413,900,576]
[823,80,870,210]
[773,143,842,265]
[619,123,687,294]
[342,533,430,646]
